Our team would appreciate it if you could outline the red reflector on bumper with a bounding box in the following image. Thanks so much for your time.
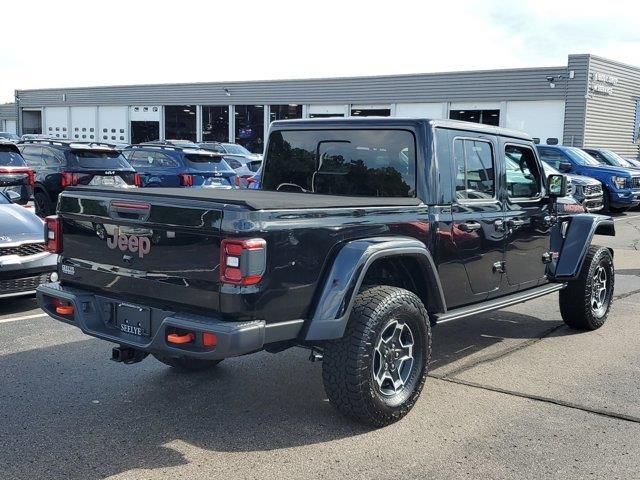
[167,332,195,344]
[202,332,218,347]
[55,304,74,315]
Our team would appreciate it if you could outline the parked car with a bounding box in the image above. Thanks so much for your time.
[247,165,261,189]
[0,190,57,299]
[20,134,51,141]
[625,157,640,168]
[582,147,640,171]
[142,140,200,149]
[198,142,263,161]
[39,118,615,427]
[537,145,640,212]
[0,141,33,205]
[18,140,137,217]
[540,161,603,212]
[0,132,20,143]
[122,144,238,188]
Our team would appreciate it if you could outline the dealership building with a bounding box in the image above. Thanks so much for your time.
[2,53,639,158]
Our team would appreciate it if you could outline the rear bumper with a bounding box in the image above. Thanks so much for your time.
[36,282,302,360]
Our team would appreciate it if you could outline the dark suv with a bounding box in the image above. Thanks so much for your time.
[0,141,33,205]
[18,140,137,217]
[122,144,238,188]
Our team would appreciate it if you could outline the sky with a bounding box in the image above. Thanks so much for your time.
[1,0,639,103]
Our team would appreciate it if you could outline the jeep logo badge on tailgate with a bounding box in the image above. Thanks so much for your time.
[106,227,151,259]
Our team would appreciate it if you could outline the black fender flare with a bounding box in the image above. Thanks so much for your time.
[549,213,615,281]
[303,236,446,341]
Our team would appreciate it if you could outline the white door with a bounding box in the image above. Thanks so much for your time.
[70,107,97,141]
[395,103,445,119]
[5,120,16,134]
[44,107,69,139]
[98,106,128,143]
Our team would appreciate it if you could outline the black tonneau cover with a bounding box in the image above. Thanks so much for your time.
[66,186,424,210]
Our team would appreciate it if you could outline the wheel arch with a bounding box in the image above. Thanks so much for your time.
[302,236,446,341]
[549,214,615,281]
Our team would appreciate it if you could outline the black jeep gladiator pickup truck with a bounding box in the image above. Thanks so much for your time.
[37,118,615,427]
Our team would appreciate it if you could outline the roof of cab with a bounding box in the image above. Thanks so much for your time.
[269,117,532,142]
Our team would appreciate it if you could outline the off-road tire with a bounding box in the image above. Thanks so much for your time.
[153,354,223,372]
[322,286,431,427]
[34,190,53,217]
[559,245,614,330]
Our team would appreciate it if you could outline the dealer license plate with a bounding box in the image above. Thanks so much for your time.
[116,303,151,337]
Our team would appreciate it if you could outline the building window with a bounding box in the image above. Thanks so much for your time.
[308,105,345,118]
[235,105,264,153]
[202,105,229,142]
[449,109,500,126]
[269,104,303,123]
[165,105,197,141]
[351,105,391,117]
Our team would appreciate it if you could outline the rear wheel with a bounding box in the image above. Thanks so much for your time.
[559,245,614,330]
[322,286,431,427]
[34,190,53,217]
[153,354,223,372]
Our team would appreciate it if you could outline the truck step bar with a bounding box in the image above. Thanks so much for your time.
[434,283,566,324]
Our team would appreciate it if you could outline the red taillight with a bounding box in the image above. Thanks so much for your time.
[133,173,142,187]
[45,215,62,253]
[246,177,256,188]
[179,173,194,187]
[61,172,78,187]
[220,238,266,286]
[0,167,35,186]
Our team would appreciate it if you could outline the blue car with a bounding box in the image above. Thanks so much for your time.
[537,145,640,212]
[123,144,238,188]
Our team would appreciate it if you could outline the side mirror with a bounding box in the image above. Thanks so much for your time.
[558,162,572,173]
[547,174,568,198]
[2,188,28,205]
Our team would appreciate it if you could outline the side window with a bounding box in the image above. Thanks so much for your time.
[505,145,542,198]
[128,150,155,168]
[21,146,44,168]
[226,158,241,169]
[588,151,606,163]
[153,152,180,168]
[537,149,567,170]
[453,138,495,200]
[41,147,62,166]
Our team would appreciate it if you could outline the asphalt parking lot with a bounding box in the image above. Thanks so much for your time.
[1,213,639,480]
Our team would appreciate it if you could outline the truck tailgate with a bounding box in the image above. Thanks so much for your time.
[57,189,226,312]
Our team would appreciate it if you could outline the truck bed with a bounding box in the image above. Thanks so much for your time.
[66,186,424,210]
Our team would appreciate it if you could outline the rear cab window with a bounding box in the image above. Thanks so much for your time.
[0,147,26,167]
[184,153,235,172]
[262,129,416,197]
[68,149,131,170]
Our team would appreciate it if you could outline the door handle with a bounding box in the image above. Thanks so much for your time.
[458,221,482,232]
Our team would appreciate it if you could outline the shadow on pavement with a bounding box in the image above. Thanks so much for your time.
[0,295,39,317]
[0,309,572,479]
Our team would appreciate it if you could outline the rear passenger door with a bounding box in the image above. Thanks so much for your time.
[450,135,505,301]
[502,142,549,290]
